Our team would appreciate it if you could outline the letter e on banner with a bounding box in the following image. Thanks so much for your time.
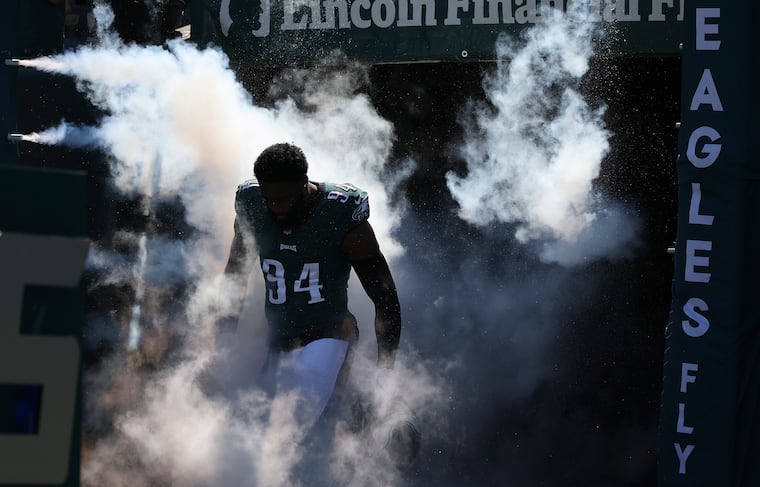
[696,8,721,50]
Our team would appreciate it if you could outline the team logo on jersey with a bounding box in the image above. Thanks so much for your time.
[352,196,369,221]
[280,244,297,252]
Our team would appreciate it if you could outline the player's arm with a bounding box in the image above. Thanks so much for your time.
[216,216,254,347]
[224,216,250,276]
[343,221,401,368]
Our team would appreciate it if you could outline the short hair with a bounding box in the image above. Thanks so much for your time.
[253,143,308,183]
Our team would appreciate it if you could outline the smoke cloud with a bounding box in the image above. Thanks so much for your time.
[19,121,101,147]
[20,3,427,486]
[382,6,649,485]
[446,5,640,266]
[21,2,652,486]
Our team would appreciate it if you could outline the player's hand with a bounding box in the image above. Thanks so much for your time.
[373,366,395,396]
[197,351,230,397]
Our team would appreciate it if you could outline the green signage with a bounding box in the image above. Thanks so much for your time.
[0,166,89,487]
[191,0,684,65]
[659,1,760,485]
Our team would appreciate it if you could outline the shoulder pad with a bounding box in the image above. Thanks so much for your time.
[324,182,365,199]
[236,179,259,194]
[323,182,370,223]
[352,193,369,222]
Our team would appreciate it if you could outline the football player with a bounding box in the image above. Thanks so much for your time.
[216,143,417,465]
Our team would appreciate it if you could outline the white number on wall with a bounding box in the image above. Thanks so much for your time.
[0,232,89,485]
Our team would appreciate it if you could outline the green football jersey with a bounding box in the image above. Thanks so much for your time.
[234,180,370,348]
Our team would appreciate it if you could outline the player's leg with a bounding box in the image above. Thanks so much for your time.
[320,313,360,422]
[253,338,349,484]
[274,337,349,430]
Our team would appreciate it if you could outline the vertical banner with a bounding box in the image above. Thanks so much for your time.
[660,1,759,486]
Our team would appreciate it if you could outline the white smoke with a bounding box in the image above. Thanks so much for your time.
[388,6,650,484]
[21,121,101,147]
[446,5,640,266]
[21,44,402,262]
[20,4,430,486]
[19,2,654,485]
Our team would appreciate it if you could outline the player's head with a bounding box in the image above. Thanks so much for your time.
[253,143,308,183]
[254,143,310,227]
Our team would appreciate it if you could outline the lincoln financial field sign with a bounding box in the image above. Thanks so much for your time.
[192,0,684,64]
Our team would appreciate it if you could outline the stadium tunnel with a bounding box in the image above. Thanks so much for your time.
[189,1,681,484]
[3,1,758,486]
